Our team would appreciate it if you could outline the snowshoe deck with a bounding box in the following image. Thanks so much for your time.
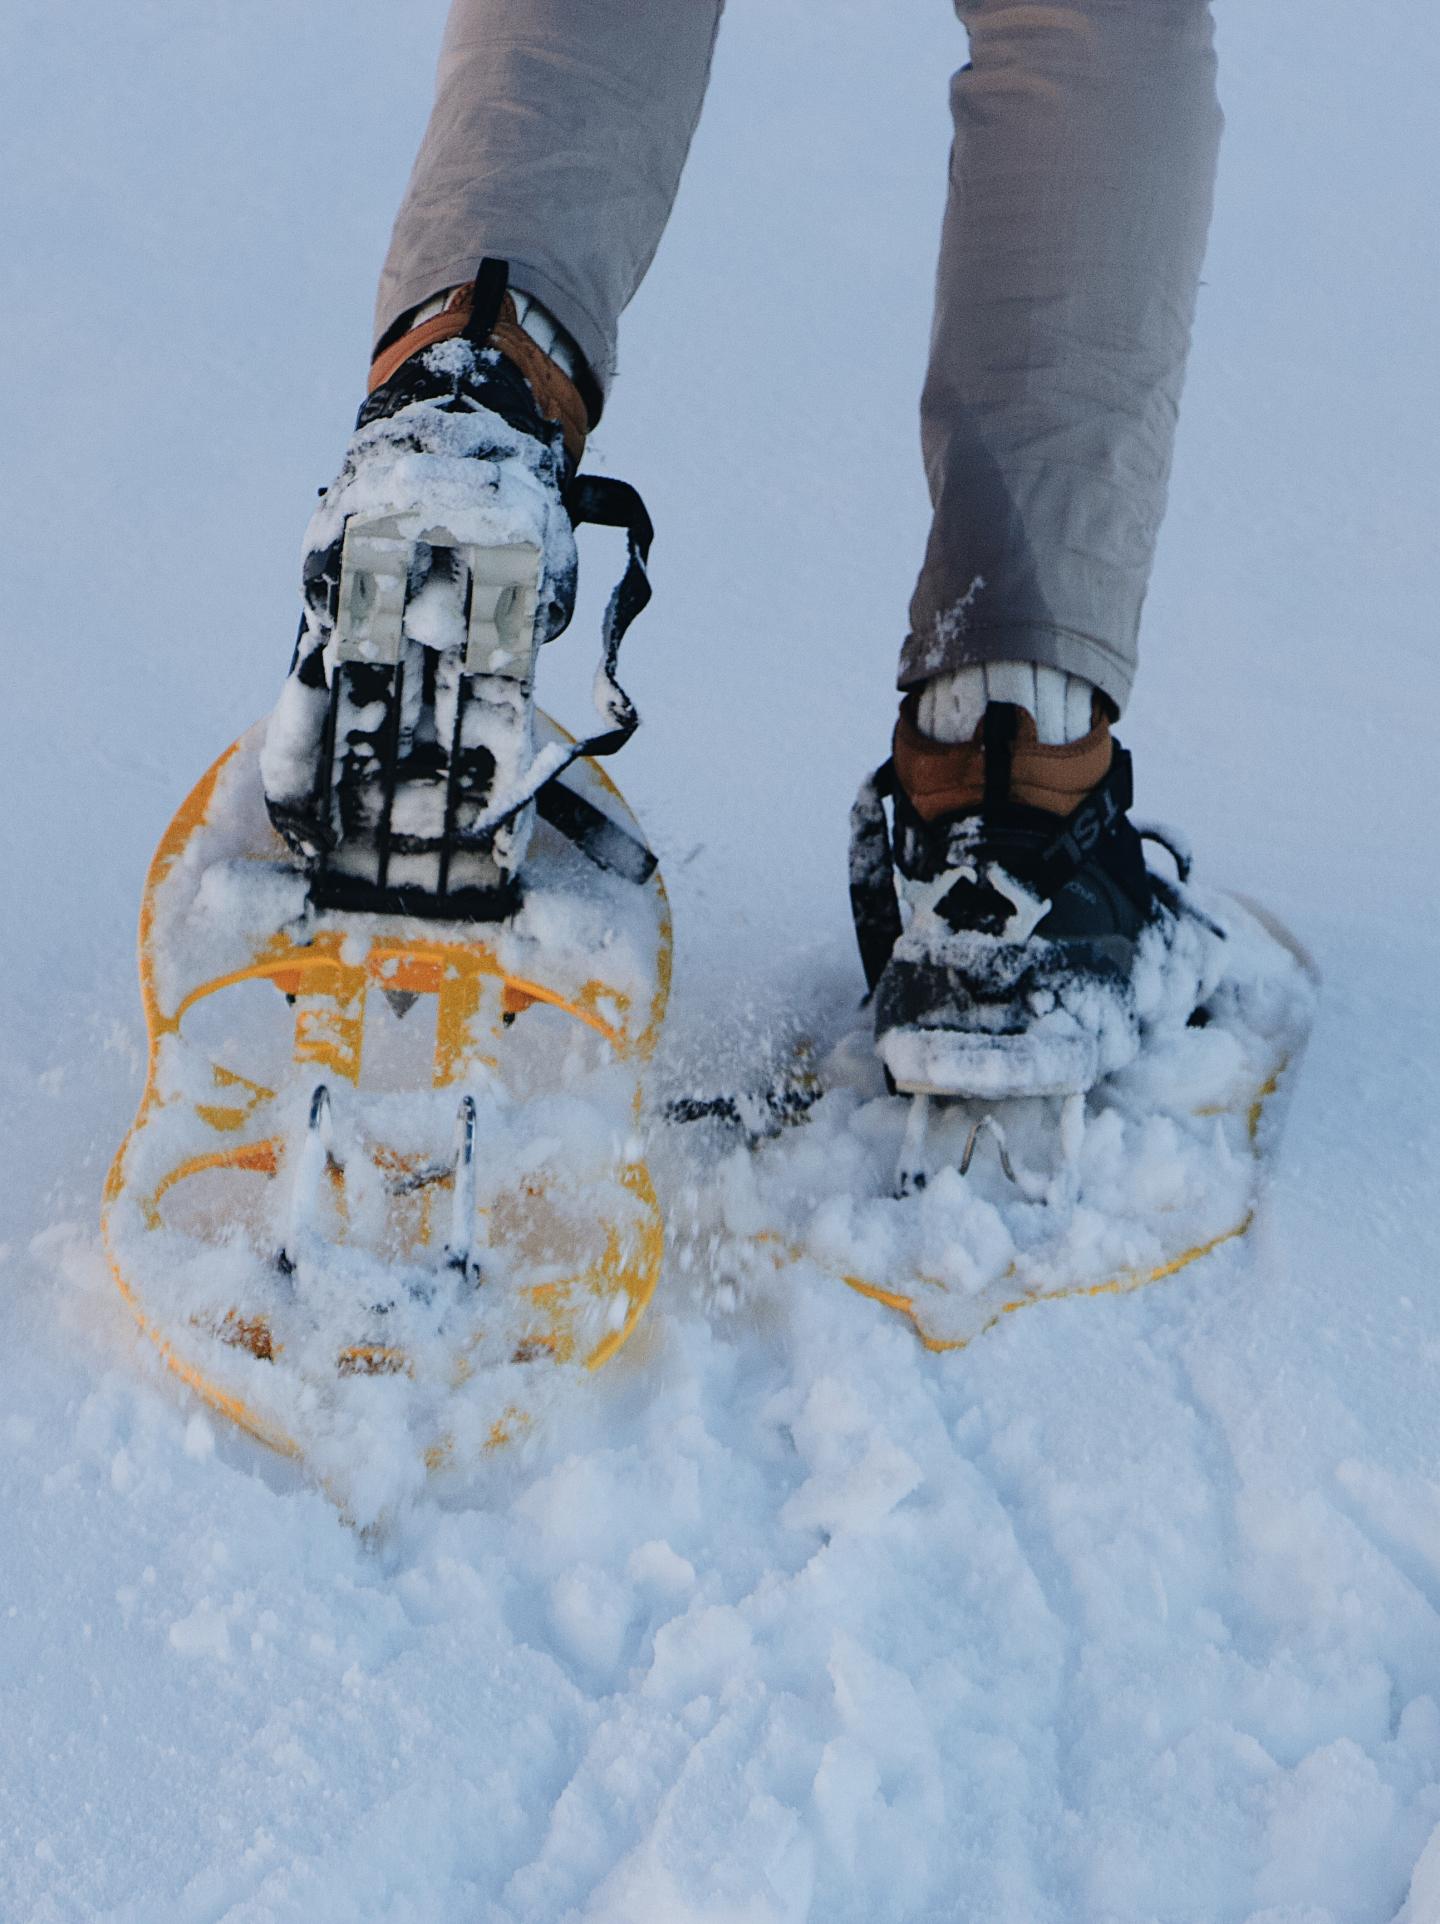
[103,717,670,1476]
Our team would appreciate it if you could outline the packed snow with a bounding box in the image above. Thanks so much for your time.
[2,0,1439,1920]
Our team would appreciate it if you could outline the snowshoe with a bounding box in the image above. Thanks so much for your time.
[104,264,668,1483]
[102,715,669,1479]
[667,702,1317,1351]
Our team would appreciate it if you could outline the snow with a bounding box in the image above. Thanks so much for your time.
[2,0,1439,1919]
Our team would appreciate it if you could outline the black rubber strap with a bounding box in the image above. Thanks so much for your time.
[463,258,510,347]
[467,474,654,841]
[535,778,657,885]
[982,703,1019,810]
[564,474,655,759]
[849,759,904,996]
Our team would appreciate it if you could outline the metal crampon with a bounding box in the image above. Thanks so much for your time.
[893,1094,1063,1203]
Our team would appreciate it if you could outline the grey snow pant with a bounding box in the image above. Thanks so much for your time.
[377,0,1223,711]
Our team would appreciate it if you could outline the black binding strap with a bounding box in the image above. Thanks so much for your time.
[463,258,510,347]
[564,474,656,759]
[462,255,603,426]
[982,703,1019,810]
[849,759,904,997]
[466,474,654,842]
[535,778,657,885]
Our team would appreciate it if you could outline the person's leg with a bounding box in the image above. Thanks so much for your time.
[376,0,726,412]
[267,0,723,887]
[902,0,1224,725]
[860,0,1226,1099]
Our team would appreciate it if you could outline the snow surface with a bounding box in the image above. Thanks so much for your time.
[2,0,1439,1919]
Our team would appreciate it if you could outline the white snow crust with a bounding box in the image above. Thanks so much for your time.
[2,1,1439,1920]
